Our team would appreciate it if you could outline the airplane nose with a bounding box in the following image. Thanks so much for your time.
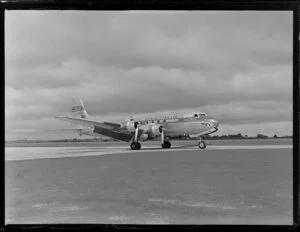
[210,119,219,128]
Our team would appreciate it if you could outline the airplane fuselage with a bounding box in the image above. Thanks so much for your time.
[75,114,218,141]
[126,113,219,139]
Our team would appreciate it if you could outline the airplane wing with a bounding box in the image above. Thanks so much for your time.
[54,116,134,142]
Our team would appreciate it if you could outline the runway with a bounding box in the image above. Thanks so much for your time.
[5,144,293,161]
[5,140,293,224]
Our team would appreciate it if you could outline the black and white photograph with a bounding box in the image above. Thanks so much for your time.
[5,10,293,224]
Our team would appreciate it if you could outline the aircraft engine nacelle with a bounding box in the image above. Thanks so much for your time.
[151,124,163,136]
[126,121,138,132]
[139,133,149,141]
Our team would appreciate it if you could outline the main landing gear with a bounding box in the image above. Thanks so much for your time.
[129,123,172,150]
[198,136,206,149]
[160,126,171,149]
[162,141,171,149]
[130,142,141,150]
[130,122,142,150]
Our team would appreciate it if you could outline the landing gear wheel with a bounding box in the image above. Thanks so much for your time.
[131,142,141,150]
[162,141,171,149]
[198,141,206,149]
[136,142,141,150]
[165,141,171,148]
[130,142,137,150]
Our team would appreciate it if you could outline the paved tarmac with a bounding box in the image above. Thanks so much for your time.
[5,140,293,224]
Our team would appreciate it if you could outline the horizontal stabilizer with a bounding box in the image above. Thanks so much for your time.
[71,99,89,119]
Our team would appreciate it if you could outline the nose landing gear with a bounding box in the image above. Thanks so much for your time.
[198,137,206,149]
[198,141,206,149]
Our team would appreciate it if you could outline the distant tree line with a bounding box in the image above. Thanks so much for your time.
[171,133,293,140]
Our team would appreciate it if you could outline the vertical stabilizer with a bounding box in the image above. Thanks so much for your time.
[71,99,89,119]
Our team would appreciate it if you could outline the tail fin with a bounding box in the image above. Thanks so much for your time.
[71,99,89,119]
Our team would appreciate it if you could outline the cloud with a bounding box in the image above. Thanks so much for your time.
[5,11,293,140]
[6,11,292,72]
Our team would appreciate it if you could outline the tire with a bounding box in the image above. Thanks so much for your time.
[130,142,137,150]
[198,141,206,149]
[165,141,171,148]
[137,142,141,150]
[162,141,171,149]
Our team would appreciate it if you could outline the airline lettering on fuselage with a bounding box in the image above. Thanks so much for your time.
[144,114,177,121]
[140,114,209,124]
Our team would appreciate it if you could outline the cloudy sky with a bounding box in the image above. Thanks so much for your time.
[5,11,293,140]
